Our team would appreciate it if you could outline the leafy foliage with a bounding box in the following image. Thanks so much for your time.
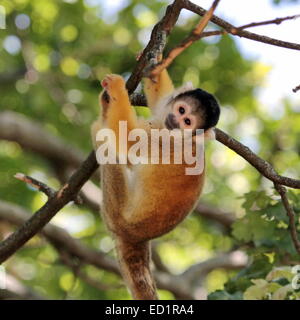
[232,190,300,257]
[209,190,300,300]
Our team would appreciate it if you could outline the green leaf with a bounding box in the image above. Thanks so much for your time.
[266,267,294,282]
[243,280,281,300]
[264,203,289,223]
[272,284,293,300]
[232,212,276,243]
[208,290,243,300]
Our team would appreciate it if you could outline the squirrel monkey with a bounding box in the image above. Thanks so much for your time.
[91,69,220,300]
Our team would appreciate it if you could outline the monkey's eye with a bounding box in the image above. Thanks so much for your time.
[179,106,185,115]
[184,118,191,126]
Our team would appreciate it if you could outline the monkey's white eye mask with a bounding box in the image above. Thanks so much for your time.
[154,82,194,115]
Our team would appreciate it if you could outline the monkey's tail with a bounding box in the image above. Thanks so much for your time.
[115,238,158,300]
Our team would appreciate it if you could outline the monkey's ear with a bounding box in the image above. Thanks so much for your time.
[183,81,194,91]
[204,128,216,140]
[172,82,194,98]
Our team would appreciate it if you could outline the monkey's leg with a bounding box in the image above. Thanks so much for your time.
[101,74,138,152]
[143,69,174,109]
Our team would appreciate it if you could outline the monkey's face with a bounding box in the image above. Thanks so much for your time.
[165,100,201,130]
[164,88,220,132]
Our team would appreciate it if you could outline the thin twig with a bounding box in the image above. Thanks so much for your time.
[292,84,300,93]
[14,173,56,198]
[235,14,300,31]
[14,173,82,205]
[274,184,300,255]
[193,0,221,34]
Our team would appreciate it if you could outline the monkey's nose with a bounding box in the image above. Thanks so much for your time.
[165,113,179,130]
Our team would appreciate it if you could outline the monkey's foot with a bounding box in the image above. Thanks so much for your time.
[101,74,126,98]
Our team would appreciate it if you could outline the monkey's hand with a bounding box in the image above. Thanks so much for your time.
[101,74,126,100]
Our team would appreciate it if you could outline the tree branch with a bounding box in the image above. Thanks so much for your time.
[0,151,99,263]
[215,128,300,189]
[274,184,300,255]
[126,0,184,93]
[0,68,26,85]
[182,250,248,286]
[195,203,235,230]
[56,249,123,292]
[151,242,171,274]
[14,173,82,205]
[0,199,116,273]
[0,111,85,168]
[0,273,44,300]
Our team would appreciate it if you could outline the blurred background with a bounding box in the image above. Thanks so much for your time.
[0,0,300,300]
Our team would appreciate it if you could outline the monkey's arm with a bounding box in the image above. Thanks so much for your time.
[143,69,174,109]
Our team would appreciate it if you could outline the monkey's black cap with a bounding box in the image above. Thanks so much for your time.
[177,88,220,130]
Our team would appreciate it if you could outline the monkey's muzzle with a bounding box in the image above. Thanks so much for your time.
[165,113,179,130]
